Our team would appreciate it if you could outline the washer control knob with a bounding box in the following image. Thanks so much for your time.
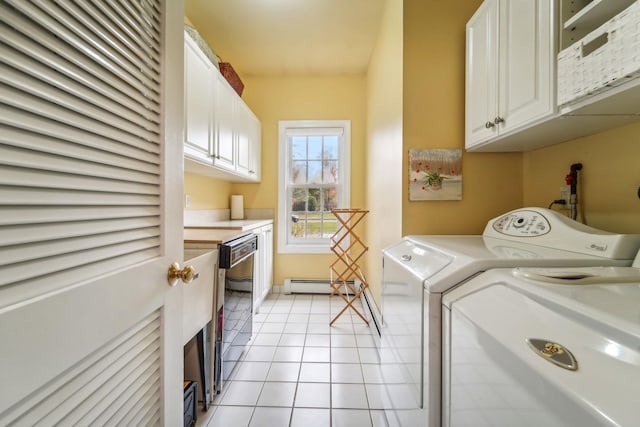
[512,217,527,228]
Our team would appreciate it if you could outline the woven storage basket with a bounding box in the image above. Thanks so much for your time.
[219,61,244,96]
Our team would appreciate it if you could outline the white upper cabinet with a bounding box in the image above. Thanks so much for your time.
[498,1,555,133]
[466,0,556,150]
[248,111,262,180]
[466,0,640,152]
[184,32,261,182]
[236,100,262,180]
[466,0,499,146]
[213,73,237,172]
[236,100,251,176]
[184,35,215,163]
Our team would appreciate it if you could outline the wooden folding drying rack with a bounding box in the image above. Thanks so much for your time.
[329,208,369,326]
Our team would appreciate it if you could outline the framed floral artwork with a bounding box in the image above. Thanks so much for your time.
[409,149,462,201]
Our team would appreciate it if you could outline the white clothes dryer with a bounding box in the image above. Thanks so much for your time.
[380,208,640,427]
[441,253,640,427]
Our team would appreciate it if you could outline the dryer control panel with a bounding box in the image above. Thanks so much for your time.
[491,210,550,237]
[483,208,640,260]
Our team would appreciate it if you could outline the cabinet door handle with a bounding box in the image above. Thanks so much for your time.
[494,116,505,125]
[485,121,495,129]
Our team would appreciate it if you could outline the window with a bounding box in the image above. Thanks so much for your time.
[278,120,351,254]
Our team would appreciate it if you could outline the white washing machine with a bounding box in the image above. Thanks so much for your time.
[441,253,640,427]
[381,208,640,427]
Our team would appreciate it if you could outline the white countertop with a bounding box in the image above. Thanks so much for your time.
[184,218,273,245]
[184,218,273,231]
[184,228,251,245]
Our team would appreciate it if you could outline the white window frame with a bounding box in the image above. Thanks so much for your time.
[277,120,351,254]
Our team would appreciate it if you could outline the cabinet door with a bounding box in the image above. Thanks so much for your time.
[184,36,214,162]
[236,101,251,176]
[498,0,554,135]
[214,75,237,171]
[248,111,262,181]
[262,225,273,297]
[182,250,217,345]
[252,225,273,314]
[236,101,261,181]
[253,229,264,314]
[465,0,499,148]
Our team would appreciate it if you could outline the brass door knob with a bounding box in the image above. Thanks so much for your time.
[168,262,196,286]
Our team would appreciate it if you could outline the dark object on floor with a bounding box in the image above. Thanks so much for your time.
[183,380,198,427]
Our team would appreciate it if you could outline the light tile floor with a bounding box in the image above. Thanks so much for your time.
[198,293,423,427]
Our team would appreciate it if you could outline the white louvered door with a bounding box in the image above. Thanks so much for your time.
[0,0,184,425]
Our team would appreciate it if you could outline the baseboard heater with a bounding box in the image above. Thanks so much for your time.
[282,278,338,294]
[282,278,382,337]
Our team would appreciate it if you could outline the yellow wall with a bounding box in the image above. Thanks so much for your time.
[365,0,403,305]
[236,75,367,286]
[184,172,232,209]
[402,0,523,235]
[524,122,640,233]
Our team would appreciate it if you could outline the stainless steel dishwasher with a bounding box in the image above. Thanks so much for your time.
[214,233,258,393]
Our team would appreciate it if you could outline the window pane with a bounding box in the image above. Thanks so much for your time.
[291,211,305,238]
[308,160,322,184]
[291,161,307,184]
[321,212,337,238]
[324,136,339,159]
[322,219,338,238]
[292,136,307,160]
[323,187,338,211]
[308,136,323,160]
[306,211,322,238]
[323,161,338,184]
[291,188,307,212]
[308,188,321,212]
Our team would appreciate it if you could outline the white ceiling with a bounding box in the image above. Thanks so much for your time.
[184,0,386,76]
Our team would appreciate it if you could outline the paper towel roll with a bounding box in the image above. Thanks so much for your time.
[230,195,244,220]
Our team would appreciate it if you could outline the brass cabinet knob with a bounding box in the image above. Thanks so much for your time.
[168,262,196,286]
